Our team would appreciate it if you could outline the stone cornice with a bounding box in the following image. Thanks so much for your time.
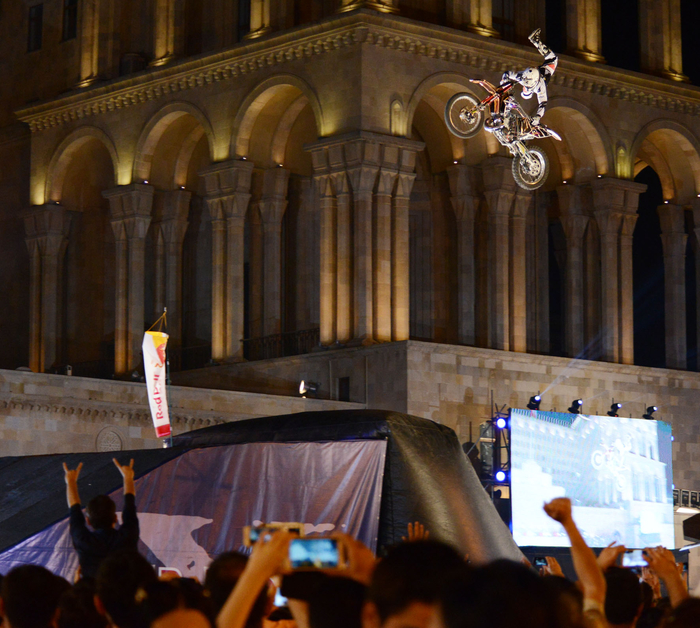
[15,10,700,133]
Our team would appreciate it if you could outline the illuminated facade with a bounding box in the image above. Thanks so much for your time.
[2,1,700,482]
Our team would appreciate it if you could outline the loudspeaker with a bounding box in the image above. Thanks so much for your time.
[683,512,700,542]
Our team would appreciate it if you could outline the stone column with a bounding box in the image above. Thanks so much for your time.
[447,0,498,36]
[374,151,399,343]
[527,190,550,354]
[482,157,516,351]
[316,176,336,345]
[246,0,271,38]
[591,178,646,364]
[103,184,154,375]
[510,191,531,353]
[152,0,184,65]
[658,204,688,369]
[557,184,589,358]
[346,141,380,345]
[639,0,688,81]
[447,165,479,346]
[392,154,417,342]
[22,205,72,373]
[338,0,399,14]
[78,0,100,85]
[565,0,605,62]
[333,169,353,345]
[199,160,254,361]
[160,189,191,344]
[259,168,290,337]
[514,0,545,44]
[692,201,700,370]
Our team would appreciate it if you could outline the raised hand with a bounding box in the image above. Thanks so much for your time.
[543,498,573,525]
[597,542,627,572]
[644,546,688,608]
[541,556,564,577]
[333,533,376,586]
[402,521,429,542]
[63,461,83,485]
[113,458,136,495]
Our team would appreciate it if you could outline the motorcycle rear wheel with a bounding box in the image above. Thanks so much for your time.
[444,93,483,139]
[512,145,549,190]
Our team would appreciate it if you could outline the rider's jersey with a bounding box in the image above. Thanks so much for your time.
[501,50,558,122]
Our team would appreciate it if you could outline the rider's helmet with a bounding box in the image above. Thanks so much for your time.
[520,68,540,97]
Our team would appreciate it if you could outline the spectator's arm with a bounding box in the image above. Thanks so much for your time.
[544,498,606,606]
[596,542,627,572]
[644,547,688,608]
[63,462,83,508]
[216,531,292,628]
[113,458,135,496]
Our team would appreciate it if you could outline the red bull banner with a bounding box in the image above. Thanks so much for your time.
[143,331,171,438]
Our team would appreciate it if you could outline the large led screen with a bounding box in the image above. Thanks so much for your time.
[510,408,674,548]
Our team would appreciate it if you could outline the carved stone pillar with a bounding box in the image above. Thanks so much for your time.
[565,0,605,62]
[510,191,531,353]
[246,0,271,38]
[152,0,185,66]
[558,184,589,358]
[199,160,254,361]
[103,184,154,375]
[658,204,688,369]
[375,152,399,343]
[78,0,119,85]
[639,0,688,81]
[447,0,498,36]
[159,189,191,344]
[308,133,422,346]
[393,154,417,342]
[259,168,290,337]
[347,151,379,344]
[448,165,479,346]
[527,190,550,354]
[592,178,646,364]
[22,205,72,373]
[482,157,516,351]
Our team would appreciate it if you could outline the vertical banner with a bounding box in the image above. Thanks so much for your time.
[142,331,171,438]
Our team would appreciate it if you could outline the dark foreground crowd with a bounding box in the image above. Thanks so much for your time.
[0,461,697,628]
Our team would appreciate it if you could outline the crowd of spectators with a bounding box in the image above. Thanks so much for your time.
[0,463,697,628]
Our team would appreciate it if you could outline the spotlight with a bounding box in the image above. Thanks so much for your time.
[495,470,507,482]
[144,180,149,184]
[527,394,541,411]
[643,405,658,420]
[568,398,583,414]
[299,380,319,397]
[495,417,507,429]
[607,402,622,417]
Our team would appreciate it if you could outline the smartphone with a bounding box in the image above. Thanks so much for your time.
[286,537,347,571]
[533,556,547,568]
[622,549,646,568]
[243,522,305,546]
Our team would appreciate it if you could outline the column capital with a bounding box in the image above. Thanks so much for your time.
[512,190,532,219]
[103,184,154,240]
[199,159,255,197]
[338,0,399,15]
[591,177,647,214]
[160,189,192,245]
[481,156,517,194]
[657,203,686,234]
[22,204,73,247]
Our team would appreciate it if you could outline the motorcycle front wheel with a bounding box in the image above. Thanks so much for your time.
[512,145,549,190]
[444,93,483,139]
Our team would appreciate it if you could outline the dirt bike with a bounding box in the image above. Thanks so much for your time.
[444,79,562,191]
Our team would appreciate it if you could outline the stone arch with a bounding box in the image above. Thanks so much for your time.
[132,101,216,185]
[231,74,324,165]
[545,97,612,183]
[407,72,495,172]
[631,120,700,203]
[45,126,119,202]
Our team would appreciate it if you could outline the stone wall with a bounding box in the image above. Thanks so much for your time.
[174,340,700,489]
[0,369,364,456]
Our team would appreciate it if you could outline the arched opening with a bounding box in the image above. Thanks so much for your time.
[134,107,214,369]
[632,167,665,368]
[233,81,321,357]
[58,137,116,375]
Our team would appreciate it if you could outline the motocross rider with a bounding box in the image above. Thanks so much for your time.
[500,28,558,128]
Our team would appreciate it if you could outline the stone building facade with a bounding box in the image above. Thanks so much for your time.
[2,1,700,488]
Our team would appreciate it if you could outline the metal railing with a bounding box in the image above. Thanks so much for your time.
[243,328,320,361]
